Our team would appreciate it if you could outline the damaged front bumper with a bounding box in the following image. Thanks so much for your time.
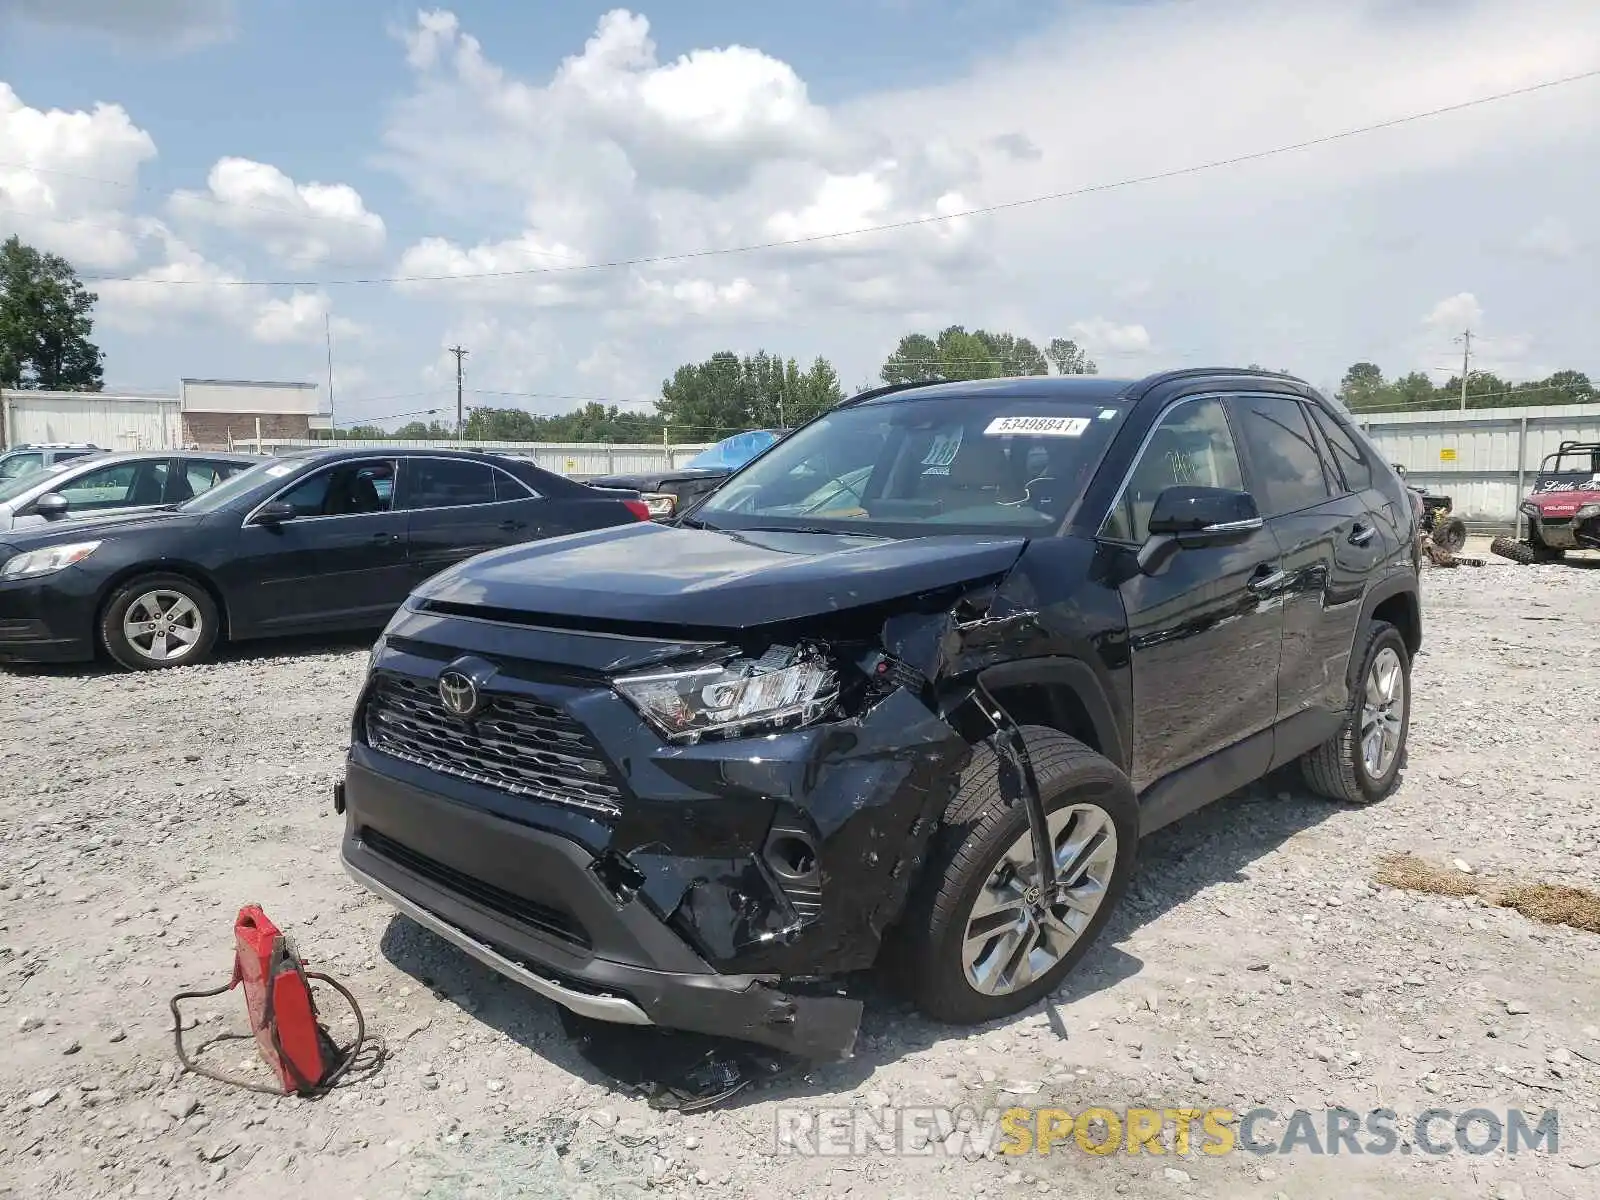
[339,609,982,1059]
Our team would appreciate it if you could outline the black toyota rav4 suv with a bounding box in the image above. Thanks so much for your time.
[338,370,1421,1059]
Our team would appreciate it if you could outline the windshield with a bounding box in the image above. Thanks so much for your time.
[177,457,296,513]
[0,460,72,504]
[1534,447,1600,491]
[694,394,1125,536]
[685,429,780,471]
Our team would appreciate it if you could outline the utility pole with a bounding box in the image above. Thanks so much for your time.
[448,345,468,441]
[1457,328,1474,412]
[324,313,336,440]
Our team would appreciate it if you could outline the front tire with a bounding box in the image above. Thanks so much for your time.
[899,727,1138,1025]
[1299,620,1410,804]
[99,574,220,671]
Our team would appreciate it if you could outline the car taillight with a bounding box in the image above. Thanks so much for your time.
[622,499,651,521]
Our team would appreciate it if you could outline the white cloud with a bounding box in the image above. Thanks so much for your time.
[1422,292,1484,334]
[97,227,361,347]
[168,158,386,269]
[1513,217,1579,262]
[1069,318,1153,356]
[1,0,235,48]
[0,82,156,268]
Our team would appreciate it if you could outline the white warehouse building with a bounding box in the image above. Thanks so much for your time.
[1,380,331,452]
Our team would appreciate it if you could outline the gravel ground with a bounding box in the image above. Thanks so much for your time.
[3,540,1598,1200]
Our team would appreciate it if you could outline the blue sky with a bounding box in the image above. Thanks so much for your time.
[2,0,1596,432]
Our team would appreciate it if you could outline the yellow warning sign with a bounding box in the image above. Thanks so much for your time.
[1439,448,1458,462]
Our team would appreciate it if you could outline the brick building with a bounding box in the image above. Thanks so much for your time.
[179,379,330,449]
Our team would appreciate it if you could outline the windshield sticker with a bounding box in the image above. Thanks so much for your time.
[265,463,295,477]
[922,428,963,469]
[984,416,1090,438]
[1098,409,1119,420]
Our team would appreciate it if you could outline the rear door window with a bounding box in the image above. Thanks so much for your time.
[401,459,498,509]
[1230,395,1335,517]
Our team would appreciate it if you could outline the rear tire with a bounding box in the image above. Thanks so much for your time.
[99,573,220,671]
[1300,620,1410,805]
[898,727,1138,1025]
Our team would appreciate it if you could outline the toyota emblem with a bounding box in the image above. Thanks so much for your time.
[438,670,480,718]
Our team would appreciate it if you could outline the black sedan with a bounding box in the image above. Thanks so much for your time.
[0,448,651,671]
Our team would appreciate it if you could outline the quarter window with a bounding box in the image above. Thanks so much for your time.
[1304,403,1374,493]
[1102,397,1246,542]
[493,470,536,502]
[1230,395,1334,517]
[403,459,498,509]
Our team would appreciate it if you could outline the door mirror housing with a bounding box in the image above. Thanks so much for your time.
[254,501,297,526]
[1137,486,1263,575]
[34,493,70,519]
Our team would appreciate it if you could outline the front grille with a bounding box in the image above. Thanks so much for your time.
[361,828,590,949]
[364,673,623,817]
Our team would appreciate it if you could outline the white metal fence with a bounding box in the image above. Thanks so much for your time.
[1354,402,1600,530]
[239,438,715,476]
[2,390,183,451]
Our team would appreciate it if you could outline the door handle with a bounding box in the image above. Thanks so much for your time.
[1349,522,1376,546]
[1247,566,1288,595]
[371,532,398,544]
[497,520,525,532]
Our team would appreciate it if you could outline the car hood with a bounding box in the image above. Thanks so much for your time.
[415,521,1030,629]
[587,467,731,493]
[0,507,199,549]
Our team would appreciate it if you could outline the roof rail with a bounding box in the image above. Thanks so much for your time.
[836,378,948,408]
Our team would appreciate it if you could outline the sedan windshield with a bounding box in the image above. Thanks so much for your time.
[177,457,297,513]
[694,393,1125,536]
[0,461,71,504]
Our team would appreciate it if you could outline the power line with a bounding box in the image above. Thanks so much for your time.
[79,66,1600,290]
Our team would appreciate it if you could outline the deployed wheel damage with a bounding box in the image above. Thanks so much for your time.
[338,370,1422,1067]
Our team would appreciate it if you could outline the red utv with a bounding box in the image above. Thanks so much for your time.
[1491,441,1600,564]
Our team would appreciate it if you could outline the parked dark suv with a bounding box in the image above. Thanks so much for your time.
[338,370,1422,1060]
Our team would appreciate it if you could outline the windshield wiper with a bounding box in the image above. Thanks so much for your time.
[737,524,888,538]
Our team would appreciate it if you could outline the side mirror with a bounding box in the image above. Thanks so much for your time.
[254,501,297,526]
[34,493,70,519]
[1137,486,1262,575]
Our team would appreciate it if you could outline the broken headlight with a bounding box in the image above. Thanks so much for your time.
[614,650,838,743]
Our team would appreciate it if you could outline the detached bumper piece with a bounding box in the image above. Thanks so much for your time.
[339,755,864,1060]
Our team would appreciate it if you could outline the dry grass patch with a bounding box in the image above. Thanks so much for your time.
[1375,853,1600,934]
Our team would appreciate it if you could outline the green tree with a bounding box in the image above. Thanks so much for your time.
[656,350,844,437]
[0,236,105,391]
[881,326,1085,384]
[1338,362,1387,410]
[1046,338,1098,375]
